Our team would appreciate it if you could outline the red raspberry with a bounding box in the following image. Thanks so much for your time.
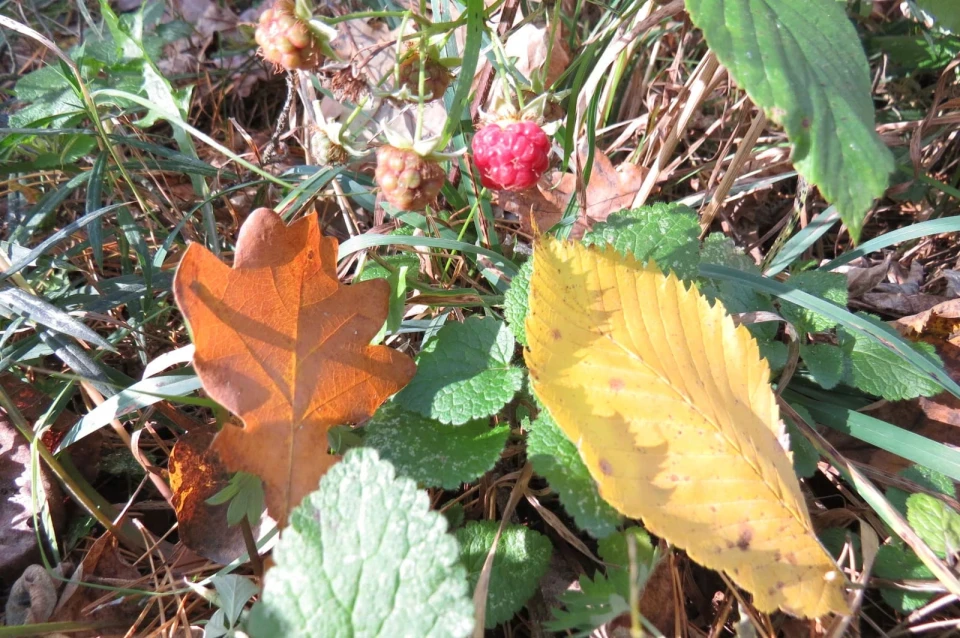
[472,121,550,191]
[255,0,324,71]
[375,146,446,211]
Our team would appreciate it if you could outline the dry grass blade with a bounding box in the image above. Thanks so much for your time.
[472,462,534,637]
[632,51,722,208]
[780,400,960,600]
[700,110,768,235]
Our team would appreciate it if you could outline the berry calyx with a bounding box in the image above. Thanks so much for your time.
[375,146,446,211]
[310,126,349,166]
[472,121,551,191]
[255,0,328,71]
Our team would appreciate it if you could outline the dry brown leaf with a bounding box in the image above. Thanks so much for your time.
[895,298,960,346]
[168,429,254,564]
[829,305,960,475]
[50,533,141,637]
[837,256,892,298]
[509,148,644,238]
[503,22,571,90]
[173,209,416,524]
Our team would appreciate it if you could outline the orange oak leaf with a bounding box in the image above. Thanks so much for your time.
[173,209,416,524]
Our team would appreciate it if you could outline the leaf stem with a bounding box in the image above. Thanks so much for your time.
[240,516,264,580]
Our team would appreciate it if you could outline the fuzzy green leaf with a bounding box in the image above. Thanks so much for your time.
[527,411,621,538]
[840,315,944,400]
[503,259,533,347]
[758,340,788,374]
[800,343,845,390]
[685,0,895,240]
[886,465,956,516]
[356,254,421,283]
[395,316,523,424]
[779,271,848,333]
[698,236,777,341]
[700,233,756,271]
[582,204,701,280]
[906,493,960,558]
[873,541,935,612]
[456,521,552,628]
[248,449,474,638]
[364,403,509,489]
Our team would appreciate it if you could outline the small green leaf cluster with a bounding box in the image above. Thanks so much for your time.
[11,3,188,129]
[547,527,660,636]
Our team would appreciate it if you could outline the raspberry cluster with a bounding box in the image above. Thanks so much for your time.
[472,121,551,191]
[375,146,446,211]
[397,53,452,101]
[255,0,324,71]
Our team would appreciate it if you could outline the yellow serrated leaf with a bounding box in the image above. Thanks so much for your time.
[524,238,848,618]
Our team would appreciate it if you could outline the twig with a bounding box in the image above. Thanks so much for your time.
[700,110,767,236]
[240,516,264,580]
[472,462,534,637]
[632,51,722,208]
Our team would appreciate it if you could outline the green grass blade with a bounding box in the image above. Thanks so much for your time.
[699,263,960,399]
[338,234,519,278]
[820,216,960,271]
[58,374,204,450]
[1,203,126,280]
[788,390,960,482]
[440,0,483,146]
[85,152,109,270]
[0,288,115,352]
[763,206,840,276]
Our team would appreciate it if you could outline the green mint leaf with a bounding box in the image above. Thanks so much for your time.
[364,403,509,489]
[779,271,848,334]
[758,340,788,374]
[906,493,960,558]
[873,541,935,612]
[698,238,777,341]
[248,449,474,638]
[582,203,701,280]
[886,465,957,516]
[599,526,656,564]
[800,343,844,390]
[456,520,552,628]
[819,528,861,566]
[527,411,621,538]
[700,233,756,271]
[503,259,533,347]
[840,315,944,400]
[395,316,523,424]
[685,0,895,240]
